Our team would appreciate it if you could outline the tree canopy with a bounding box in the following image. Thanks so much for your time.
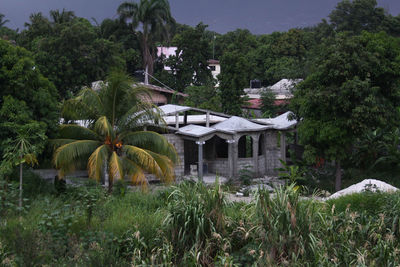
[290,31,400,190]
[0,39,59,140]
[18,10,126,98]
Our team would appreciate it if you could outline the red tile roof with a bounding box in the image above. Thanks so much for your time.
[244,99,289,109]
[207,59,220,64]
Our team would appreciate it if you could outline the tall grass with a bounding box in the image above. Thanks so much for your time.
[1,180,400,265]
[163,180,228,265]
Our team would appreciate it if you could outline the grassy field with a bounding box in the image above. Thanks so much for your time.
[1,171,400,266]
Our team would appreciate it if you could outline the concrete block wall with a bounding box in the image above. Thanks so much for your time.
[265,131,282,175]
[258,155,266,174]
[266,149,281,175]
[208,159,229,177]
[163,134,185,178]
[237,158,254,173]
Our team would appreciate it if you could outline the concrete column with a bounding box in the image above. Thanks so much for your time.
[226,139,235,179]
[175,113,179,129]
[280,131,286,163]
[232,138,239,178]
[196,141,205,182]
[206,111,210,127]
[144,65,149,85]
[184,111,188,125]
[252,135,260,177]
[264,133,268,175]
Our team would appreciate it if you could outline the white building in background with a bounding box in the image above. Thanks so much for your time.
[207,59,220,87]
[157,46,178,72]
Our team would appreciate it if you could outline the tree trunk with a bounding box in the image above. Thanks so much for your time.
[335,160,341,192]
[19,162,23,208]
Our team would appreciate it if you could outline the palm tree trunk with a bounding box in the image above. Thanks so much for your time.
[335,160,341,192]
[103,163,109,189]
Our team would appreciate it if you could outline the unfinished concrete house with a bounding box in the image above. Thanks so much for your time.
[156,104,297,180]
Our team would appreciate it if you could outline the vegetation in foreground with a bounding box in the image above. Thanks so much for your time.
[1,173,400,266]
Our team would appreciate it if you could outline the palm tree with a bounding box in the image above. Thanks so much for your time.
[2,123,46,207]
[52,71,177,191]
[118,0,175,83]
[49,9,76,24]
[0,14,9,28]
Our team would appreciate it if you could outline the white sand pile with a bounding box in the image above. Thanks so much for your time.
[327,179,398,199]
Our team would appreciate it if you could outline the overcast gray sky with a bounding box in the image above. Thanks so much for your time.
[2,0,400,34]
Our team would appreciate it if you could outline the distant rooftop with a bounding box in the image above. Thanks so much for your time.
[269,79,302,95]
[244,78,303,96]
[207,59,220,64]
[90,81,186,97]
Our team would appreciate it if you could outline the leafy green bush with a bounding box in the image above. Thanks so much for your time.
[326,192,387,216]
[0,180,19,217]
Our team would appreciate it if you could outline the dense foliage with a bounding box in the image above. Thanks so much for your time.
[290,31,400,190]
[1,179,400,266]
[1,1,400,265]
[0,39,59,159]
[18,10,126,98]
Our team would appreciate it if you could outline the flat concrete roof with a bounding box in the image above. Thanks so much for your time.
[163,114,227,125]
[177,124,216,138]
[158,104,192,116]
[212,116,268,133]
[156,104,297,133]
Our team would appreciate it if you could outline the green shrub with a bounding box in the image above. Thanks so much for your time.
[326,192,387,216]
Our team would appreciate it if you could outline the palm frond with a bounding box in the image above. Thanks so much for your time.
[48,139,76,151]
[88,144,110,182]
[94,116,114,139]
[120,131,177,163]
[123,157,148,188]
[58,124,100,140]
[123,145,163,177]
[54,140,101,178]
[100,71,136,126]
[144,149,175,183]
[62,87,104,120]
[118,101,166,130]
[109,151,124,183]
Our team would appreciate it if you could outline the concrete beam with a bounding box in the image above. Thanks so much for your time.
[226,139,235,179]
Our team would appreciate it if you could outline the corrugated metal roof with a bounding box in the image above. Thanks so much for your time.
[177,125,216,138]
